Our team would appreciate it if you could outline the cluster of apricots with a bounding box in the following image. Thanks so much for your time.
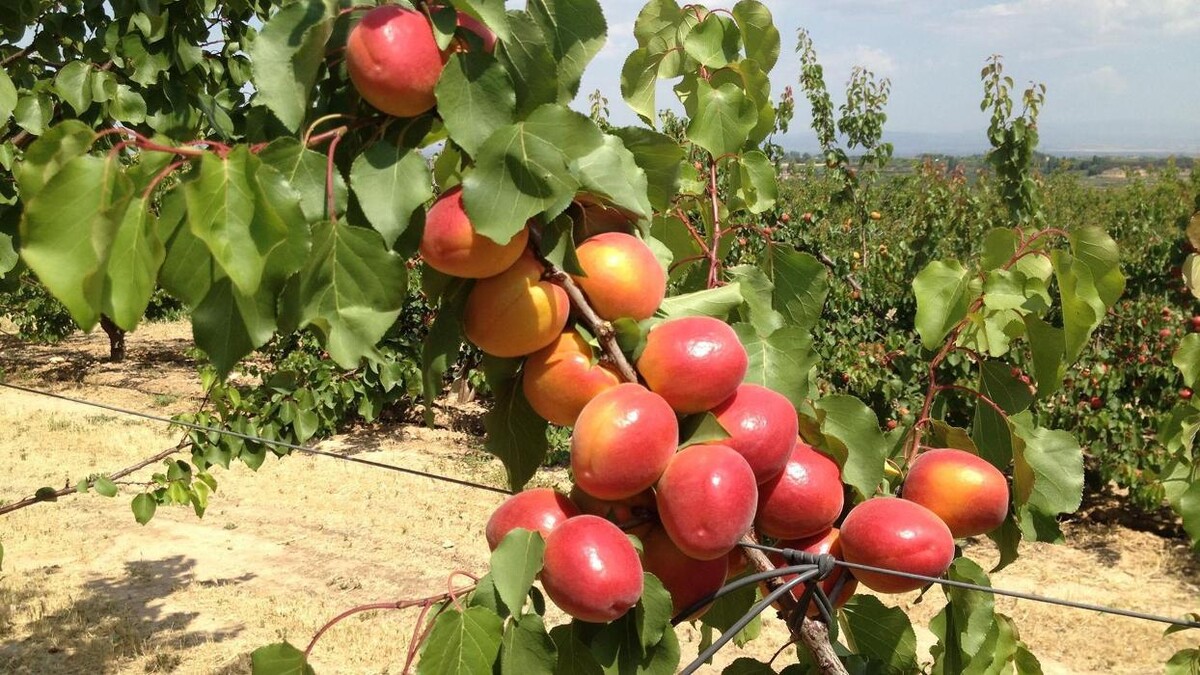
[346,3,1014,628]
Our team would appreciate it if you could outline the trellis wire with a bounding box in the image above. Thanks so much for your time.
[3,380,1198,662]
[0,380,512,496]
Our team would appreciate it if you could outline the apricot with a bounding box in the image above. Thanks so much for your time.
[463,253,569,357]
[346,6,446,118]
[755,439,844,540]
[568,485,657,539]
[419,187,528,279]
[710,384,798,484]
[522,330,621,426]
[573,232,666,321]
[641,527,728,619]
[573,203,635,241]
[656,444,758,561]
[637,316,748,414]
[839,497,955,594]
[571,383,679,500]
[485,488,580,551]
[541,515,644,622]
[455,11,496,52]
[770,528,857,615]
[902,448,1009,538]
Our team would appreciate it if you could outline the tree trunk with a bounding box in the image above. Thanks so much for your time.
[99,314,126,363]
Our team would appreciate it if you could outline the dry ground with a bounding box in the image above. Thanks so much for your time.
[0,323,1198,674]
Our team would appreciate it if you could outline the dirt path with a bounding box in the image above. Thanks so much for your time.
[1,324,1197,674]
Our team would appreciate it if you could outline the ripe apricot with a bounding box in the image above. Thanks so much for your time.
[839,497,954,594]
[573,232,666,321]
[568,485,657,539]
[656,444,758,561]
[420,187,528,279]
[485,488,580,550]
[755,439,844,540]
[346,6,446,118]
[463,253,569,357]
[541,515,644,622]
[637,316,748,414]
[522,330,621,426]
[641,527,728,619]
[572,383,678,500]
[710,384,799,484]
[902,448,1009,538]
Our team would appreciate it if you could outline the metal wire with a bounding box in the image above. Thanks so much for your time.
[0,380,513,496]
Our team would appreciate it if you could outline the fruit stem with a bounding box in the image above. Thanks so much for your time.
[738,534,850,675]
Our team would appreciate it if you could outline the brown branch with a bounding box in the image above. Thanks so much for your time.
[0,47,30,67]
[739,535,848,675]
[814,250,863,293]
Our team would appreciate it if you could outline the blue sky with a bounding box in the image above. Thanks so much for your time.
[574,0,1200,154]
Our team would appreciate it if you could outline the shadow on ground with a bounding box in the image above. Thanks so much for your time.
[0,555,250,674]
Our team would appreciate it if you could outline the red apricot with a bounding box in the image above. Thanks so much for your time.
[485,488,581,551]
[573,232,666,321]
[346,6,446,118]
[755,439,844,540]
[839,497,955,594]
[770,527,858,615]
[571,383,679,500]
[637,316,748,414]
[641,527,728,619]
[902,448,1009,538]
[522,330,621,427]
[541,516,644,623]
[568,485,657,539]
[710,384,799,484]
[656,444,758,561]
[420,187,528,279]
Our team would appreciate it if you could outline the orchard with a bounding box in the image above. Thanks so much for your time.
[0,0,1198,674]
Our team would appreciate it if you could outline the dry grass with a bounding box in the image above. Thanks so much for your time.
[1,324,1198,674]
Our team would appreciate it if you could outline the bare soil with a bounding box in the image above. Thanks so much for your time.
[1,323,1197,674]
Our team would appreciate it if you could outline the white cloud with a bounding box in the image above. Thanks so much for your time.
[1080,64,1128,95]
[826,45,899,79]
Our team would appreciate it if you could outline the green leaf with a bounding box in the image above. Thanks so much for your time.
[971,359,1033,468]
[131,493,157,525]
[985,514,1022,573]
[14,92,52,135]
[528,0,607,102]
[259,138,348,223]
[620,48,663,125]
[0,232,18,279]
[1166,649,1200,675]
[913,260,972,350]
[583,604,681,675]
[683,13,741,69]
[732,1,780,73]
[767,247,828,332]
[0,68,16,122]
[981,228,1019,270]
[418,606,505,675]
[462,105,599,244]
[250,641,315,675]
[538,214,583,274]
[1176,481,1200,553]
[686,80,757,157]
[53,60,93,115]
[102,198,164,330]
[549,624,604,675]
[841,595,918,674]
[483,357,549,491]
[609,127,683,212]
[658,282,744,319]
[730,149,776,214]
[1010,413,1083,537]
[679,411,732,449]
[108,84,147,125]
[298,221,408,368]
[571,135,652,221]
[1175,334,1200,388]
[1069,226,1124,306]
[722,658,774,675]
[726,265,782,336]
[19,154,134,330]
[349,141,432,249]
[490,529,545,616]
[93,476,118,497]
[422,279,470,425]
[637,573,674,649]
[436,51,516,157]
[497,11,560,117]
[929,558,996,674]
[501,614,558,675]
[456,0,511,44]
[14,120,96,200]
[804,395,888,498]
[699,580,760,646]
[249,0,333,131]
[1024,315,1065,399]
[734,323,817,409]
[192,278,276,375]
[158,189,215,307]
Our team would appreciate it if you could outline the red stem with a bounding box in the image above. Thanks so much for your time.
[141,159,189,201]
[939,384,1011,422]
[325,129,347,223]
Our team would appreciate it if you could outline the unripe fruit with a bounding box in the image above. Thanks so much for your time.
[419,187,528,278]
[641,527,728,619]
[710,384,800,484]
[901,448,1009,538]
[572,383,679,500]
[839,497,955,593]
[523,330,621,426]
[638,316,748,414]
[770,527,857,615]
[485,488,581,550]
[656,444,758,560]
[569,485,657,539]
[541,516,644,622]
[346,6,446,118]
[755,440,844,540]
[464,253,569,357]
[573,232,666,321]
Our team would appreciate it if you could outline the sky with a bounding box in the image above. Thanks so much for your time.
[573,0,1200,155]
